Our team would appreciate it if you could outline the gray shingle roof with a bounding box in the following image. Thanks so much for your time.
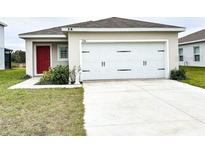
[20,27,64,35]
[179,29,205,44]
[19,17,183,36]
[5,48,13,52]
[0,21,7,27]
[68,17,182,28]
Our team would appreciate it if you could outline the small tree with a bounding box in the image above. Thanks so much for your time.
[11,50,26,63]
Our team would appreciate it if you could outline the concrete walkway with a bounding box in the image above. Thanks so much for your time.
[83,80,205,136]
[9,77,82,89]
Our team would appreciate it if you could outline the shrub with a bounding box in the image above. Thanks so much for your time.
[21,74,31,80]
[40,65,69,85]
[39,70,52,85]
[170,68,186,80]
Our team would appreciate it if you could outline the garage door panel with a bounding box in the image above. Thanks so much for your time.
[109,60,140,67]
[82,42,166,80]
[82,52,103,61]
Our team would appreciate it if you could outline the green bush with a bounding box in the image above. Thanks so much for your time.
[21,74,31,80]
[170,68,186,80]
[40,65,69,85]
[39,70,52,85]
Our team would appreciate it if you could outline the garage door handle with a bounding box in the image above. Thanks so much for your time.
[101,62,105,67]
[143,61,147,66]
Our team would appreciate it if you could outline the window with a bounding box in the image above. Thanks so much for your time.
[179,48,184,61]
[194,46,200,62]
[58,45,68,61]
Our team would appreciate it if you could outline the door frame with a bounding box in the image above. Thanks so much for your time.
[80,39,169,80]
[34,43,52,76]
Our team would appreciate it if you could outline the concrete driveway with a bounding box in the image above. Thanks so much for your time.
[83,80,205,136]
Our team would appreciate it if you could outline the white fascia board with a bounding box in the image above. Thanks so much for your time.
[29,39,68,42]
[19,34,67,39]
[62,27,185,32]
[179,39,205,45]
[84,39,168,43]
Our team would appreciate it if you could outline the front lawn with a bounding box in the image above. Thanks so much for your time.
[180,66,205,89]
[0,69,85,136]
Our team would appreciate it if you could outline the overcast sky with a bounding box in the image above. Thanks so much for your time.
[1,17,205,51]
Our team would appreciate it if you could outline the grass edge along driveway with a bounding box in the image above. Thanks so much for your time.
[180,66,205,89]
[0,69,85,136]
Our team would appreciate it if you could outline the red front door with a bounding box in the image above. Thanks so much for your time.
[36,46,50,74]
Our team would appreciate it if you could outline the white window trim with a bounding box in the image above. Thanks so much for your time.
[193,46,200,62]
[179,48,183,54]
[179,48,184,61]
[57,44,68,62]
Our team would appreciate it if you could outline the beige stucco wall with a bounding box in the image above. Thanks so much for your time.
[25,39,33,76]
[25,38,68,76]
[68,32,179,76]
[25,32,179,77]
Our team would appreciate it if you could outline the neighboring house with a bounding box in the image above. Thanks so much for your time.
[179,29,205,67]
[0,21,12,70]
[0,21,7,70]
[19,17,184,82]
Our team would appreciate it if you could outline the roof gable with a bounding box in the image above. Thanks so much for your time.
[19,17,184,37]
[67,17,182,28]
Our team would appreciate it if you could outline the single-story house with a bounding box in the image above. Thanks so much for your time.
[0,22,12,70]
[179,29,205,67]
[19,17,184,82]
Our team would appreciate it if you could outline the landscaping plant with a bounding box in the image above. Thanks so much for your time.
[40,65,70,85]
[170,68,186,80]
[69,66,81,84]
[69,66,76,84]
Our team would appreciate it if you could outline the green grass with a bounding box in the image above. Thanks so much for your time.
[0,69,85,136]
[180,66,205,89]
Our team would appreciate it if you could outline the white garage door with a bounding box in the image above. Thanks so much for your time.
[81,42,166,80]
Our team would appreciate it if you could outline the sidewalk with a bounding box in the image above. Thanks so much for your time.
[9,77,82,89]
